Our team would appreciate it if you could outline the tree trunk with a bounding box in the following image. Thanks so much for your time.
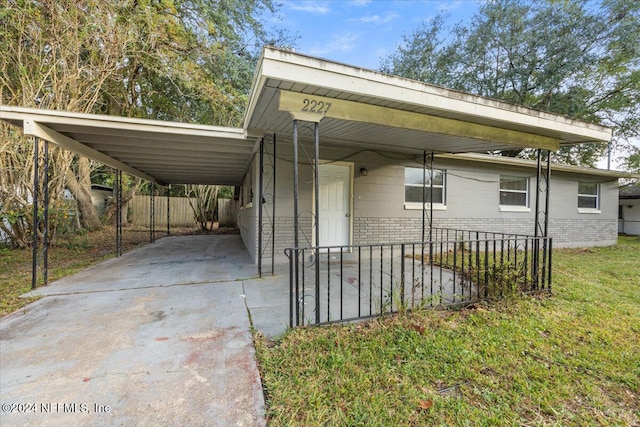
[102,176,141,226]
[64,166,102,230]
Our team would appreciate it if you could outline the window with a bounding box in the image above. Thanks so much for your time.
[499,176,529,209]
[578,182,599,212]
[241,167,253,208]
[404,167,445,208]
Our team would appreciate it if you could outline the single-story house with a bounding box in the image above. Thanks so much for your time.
[237,150,635,264]
[619,183,640,235]
[2,47,638,321]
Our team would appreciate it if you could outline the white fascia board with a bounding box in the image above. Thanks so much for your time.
[1,105,248,140]
[260,48,612,143]
[243,52,268,131]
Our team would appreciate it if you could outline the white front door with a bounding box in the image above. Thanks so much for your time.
[318,163,350,247]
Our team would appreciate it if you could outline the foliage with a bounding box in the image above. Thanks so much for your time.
[622,146,640,174]
[0,128,74,247]
[1,0,290,246]
[186,184,220,231]
[381,0,640,167]
[256,237,640,425]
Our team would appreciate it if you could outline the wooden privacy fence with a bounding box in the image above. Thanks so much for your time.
[130,195,196,227]
[218,198,238,227]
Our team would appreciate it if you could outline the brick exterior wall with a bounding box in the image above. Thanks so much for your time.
[353,217,618,247]
[260,216,313,260]
[265,216,617,263]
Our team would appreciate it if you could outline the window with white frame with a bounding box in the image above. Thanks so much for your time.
[499,176,529,207]
[578,182,599,210]
[404,167,446,207]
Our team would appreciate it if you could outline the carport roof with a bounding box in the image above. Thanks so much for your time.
[0,106,251,185]
[0,46,613,185]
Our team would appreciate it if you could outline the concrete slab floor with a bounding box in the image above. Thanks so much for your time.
[1,235,268,427]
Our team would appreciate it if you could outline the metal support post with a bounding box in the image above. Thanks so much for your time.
[115,170,123,257]
[150,182,155,243]
[258,134,277,276]
[534,150,542,239]
[292,121,300,323]
[533,150,541,286]
[167,184,171,236]
[533,149,551,287]
[118,171,122,256]
[313,122,320,325]
[421,151,426,244]
[115,170,118,257]
[271,134,276,275]
[429,151,434,241]
[293,123,299,251]
[43,140,49,284]
[31,137,39,289]
[259,137,264,277]
[421,150,426,288]
[544,152,551,239]
[542,152,551,287]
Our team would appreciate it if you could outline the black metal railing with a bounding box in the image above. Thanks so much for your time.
[286,229,552,327]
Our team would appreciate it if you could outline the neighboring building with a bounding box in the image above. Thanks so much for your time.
[237,151,635,263]
[90,184,113,217]
[619,183,640,235]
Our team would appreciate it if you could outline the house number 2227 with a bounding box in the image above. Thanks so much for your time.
[301,98,332,115]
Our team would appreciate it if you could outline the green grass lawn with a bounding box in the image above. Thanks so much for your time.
[0,227,198,317]
[255,236,640,426]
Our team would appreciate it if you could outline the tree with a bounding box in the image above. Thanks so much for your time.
[1,0,132,231]
[622,146,640,174]
[186,184,220,231]
[381,0,640,167]
[1,0,292,246]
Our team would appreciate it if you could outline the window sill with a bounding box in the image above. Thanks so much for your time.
[499,206,530,213]
[578,208,601,214]
[404,203,446,211]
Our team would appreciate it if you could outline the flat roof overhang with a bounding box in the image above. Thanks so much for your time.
[0,106,253,186]
[1,47,613,186]
[245,47,612,154]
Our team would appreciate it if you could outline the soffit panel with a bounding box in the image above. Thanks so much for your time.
[248,91,541,154]
[1,106,253,186]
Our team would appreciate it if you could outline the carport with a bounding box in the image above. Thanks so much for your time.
[1,47,612,324]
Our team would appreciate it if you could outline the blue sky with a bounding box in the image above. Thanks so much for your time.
[267,0,637,166]
[272,0,482,70]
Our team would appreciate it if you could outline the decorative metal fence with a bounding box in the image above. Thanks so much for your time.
[286,228,552,328]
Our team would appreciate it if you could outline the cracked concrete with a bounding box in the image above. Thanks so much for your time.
[0,235,269,427]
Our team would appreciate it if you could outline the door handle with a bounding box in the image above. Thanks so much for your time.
[345,213,350,217]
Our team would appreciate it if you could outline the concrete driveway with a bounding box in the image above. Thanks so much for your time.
[0,234,288,426]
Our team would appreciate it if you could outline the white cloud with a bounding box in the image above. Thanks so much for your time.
[350,0,372,5]
[287,1,331,14]
[356,12,399,24]
[436,1,467,13]
[309,33,359,56]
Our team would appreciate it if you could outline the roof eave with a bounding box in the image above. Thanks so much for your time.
[257,47,612,146]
